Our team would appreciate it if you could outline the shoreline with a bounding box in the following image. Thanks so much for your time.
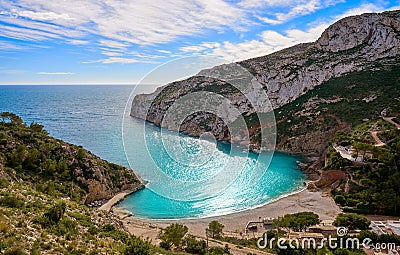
[110,188,342,240]
[98,190,134,211]
[123,183,310,222]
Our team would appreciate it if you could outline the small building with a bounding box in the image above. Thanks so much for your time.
[309,220,338,237]
[370,220,400,236]
[263,217,274,225]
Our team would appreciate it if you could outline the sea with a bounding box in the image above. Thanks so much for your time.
[0,85,305,219]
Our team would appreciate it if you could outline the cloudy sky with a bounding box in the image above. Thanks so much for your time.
[0,0,399,84]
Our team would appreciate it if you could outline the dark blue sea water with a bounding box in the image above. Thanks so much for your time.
[0,85,305,219]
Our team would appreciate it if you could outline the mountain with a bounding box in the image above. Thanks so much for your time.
[130,10,400,156]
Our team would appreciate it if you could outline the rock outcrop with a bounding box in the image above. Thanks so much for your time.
[131,10,400,156]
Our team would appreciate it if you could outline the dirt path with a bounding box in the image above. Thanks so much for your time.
[383,117,400,129]
[370,131,385,147]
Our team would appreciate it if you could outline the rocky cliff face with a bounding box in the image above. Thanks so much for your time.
[131,10,400,156]
[241,11,400,108]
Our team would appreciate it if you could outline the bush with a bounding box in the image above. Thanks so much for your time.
[0,195,24,208]
[183,235,206,254]
[102,224,115,232]
[36,201,66,228]
[50,218,78,236]
[159,223,188,249]
[334,195,346,205]
[3,247,26,255]
[43,201,66,225]
[124,236,153,255]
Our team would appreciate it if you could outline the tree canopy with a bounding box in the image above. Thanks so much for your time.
[159,223,188,250]
[207,220,224,239]
[333,213,370,231]
[273,212,320,232]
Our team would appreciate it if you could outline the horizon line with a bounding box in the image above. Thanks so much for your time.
[0,83,164,86]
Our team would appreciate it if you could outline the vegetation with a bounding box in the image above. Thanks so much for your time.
[0,179,147,254]
[358,230,400,246]
[0,115,155,254]
[274,63,400,143]
[328,119,400,215]
[0,113,141,204]
[332,213,370,231]
[207,220,224,239]
[182,235,206,254]
[124,236,154,255]
[273,212,320,232]
[260,63,400,216]
[159,223,189,250]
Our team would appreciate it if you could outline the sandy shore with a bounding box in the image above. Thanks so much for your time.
[98,190,133,211]
[113,189,341,241]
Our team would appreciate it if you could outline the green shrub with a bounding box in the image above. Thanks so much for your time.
[102,223,115,232]
[0,195,24,208]
[3,247,26,255]
[124,236,153,255]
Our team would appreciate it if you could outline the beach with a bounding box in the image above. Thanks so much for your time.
[109,189,341,241]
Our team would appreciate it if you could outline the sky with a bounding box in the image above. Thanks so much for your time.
[0,0,399,85]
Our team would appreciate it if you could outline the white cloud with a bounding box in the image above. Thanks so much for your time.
[258,0,345,25]
[17,10,75,21]
[1,0,396,66]
[37,72,74,75]
[334,3,385,20]
[180,45,208,52]
[285,23,328,42]
[101,57,139,64]
[99,40,129,50]
[101,51,123,57]
[238,0,294,8]
[69,40,89,45]
[0,16,84,41]
[2,0,243,49]
[180,42,221,52]
[181,22,329,62]
[157,49,172,54]
[0,41,28,50]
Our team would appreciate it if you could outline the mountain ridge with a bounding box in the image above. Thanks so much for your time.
[130,10,400,156]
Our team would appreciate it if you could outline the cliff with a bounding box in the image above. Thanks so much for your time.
[0,113,143,205]
[131,10,400,156]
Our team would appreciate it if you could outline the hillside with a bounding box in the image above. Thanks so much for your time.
[130,10,400,155]
[0,112,143,205]
[273,66,400,215]
[0,114,144,254]
[273,59,400,156]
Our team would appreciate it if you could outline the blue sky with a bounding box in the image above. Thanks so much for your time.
[0,0,399,84]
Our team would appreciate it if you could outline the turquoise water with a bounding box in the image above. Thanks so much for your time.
[0,85,305,219]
